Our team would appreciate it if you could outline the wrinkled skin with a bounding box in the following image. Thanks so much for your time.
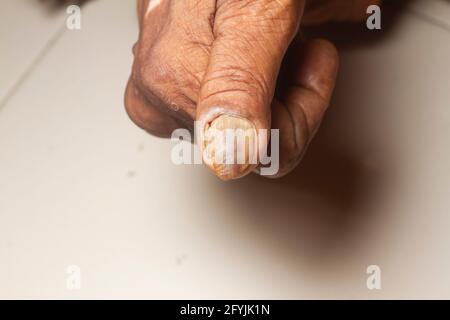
[125,0,376,180]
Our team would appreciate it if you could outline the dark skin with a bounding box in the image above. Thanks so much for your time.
[124,0,376,180]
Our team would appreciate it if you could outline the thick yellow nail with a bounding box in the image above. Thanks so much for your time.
[202,115,257,181]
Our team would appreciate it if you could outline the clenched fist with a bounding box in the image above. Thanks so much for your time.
[125,0,371,180]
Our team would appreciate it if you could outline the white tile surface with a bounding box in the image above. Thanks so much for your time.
[0,0,450,299]
[0,0,66,105]
[409,0,450,31]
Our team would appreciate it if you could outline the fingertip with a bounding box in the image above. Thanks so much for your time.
[298,39,339,101]
[199,114,259,181]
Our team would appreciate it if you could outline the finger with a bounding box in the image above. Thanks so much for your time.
[196,0,305,180]
[125,77,182,138]
[134,0,214,124]
[270,38,339,177]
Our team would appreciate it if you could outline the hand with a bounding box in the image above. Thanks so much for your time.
[125,0,339,180]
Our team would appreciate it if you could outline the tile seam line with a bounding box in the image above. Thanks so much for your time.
[405,6,450,33]
[0,24,67,112]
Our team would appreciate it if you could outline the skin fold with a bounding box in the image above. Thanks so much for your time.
[125,0,378,180]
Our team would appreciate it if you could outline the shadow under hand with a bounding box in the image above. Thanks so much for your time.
[218,2,408,274]
[304,0,413,48]
[37,0,91,12]
[221,117,381,273]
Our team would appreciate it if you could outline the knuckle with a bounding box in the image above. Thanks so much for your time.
[139,60,177,106]
[134,42,197,116]
[134,40,179,103]
[124,78,178,138]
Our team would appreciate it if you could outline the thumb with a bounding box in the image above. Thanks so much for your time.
[196,0,304,180]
